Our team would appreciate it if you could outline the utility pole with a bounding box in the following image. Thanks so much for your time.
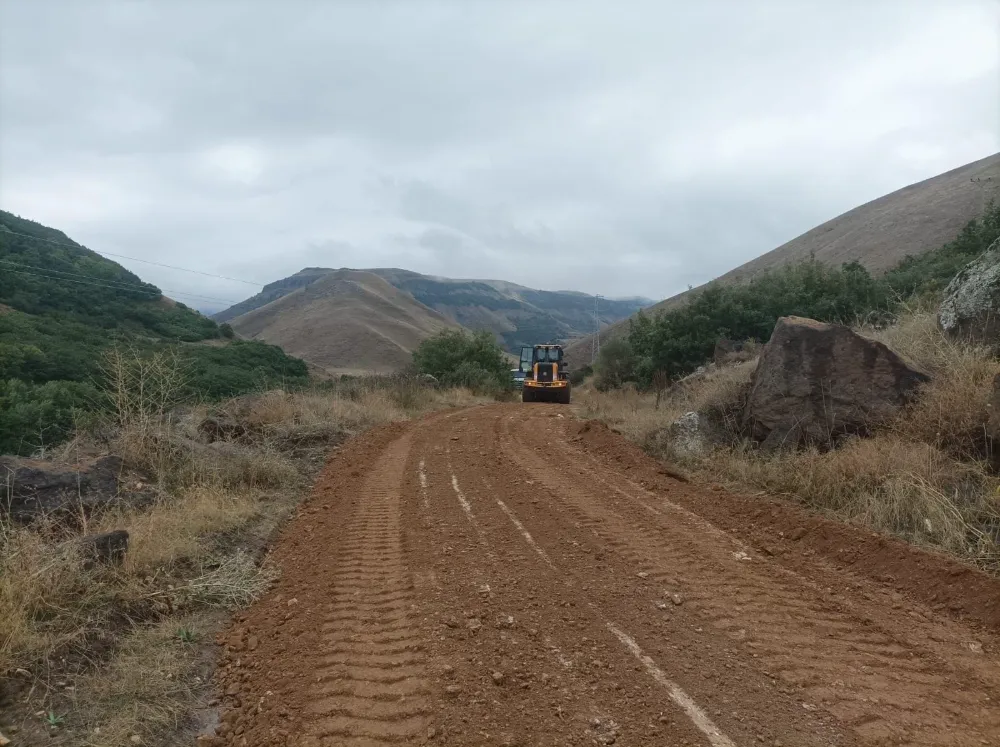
[592,294,603,364]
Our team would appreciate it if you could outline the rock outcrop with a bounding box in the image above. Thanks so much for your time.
[939,237,1000,346]
[665,411,722,458]
[744,316,930,449]
[0,455,125,522]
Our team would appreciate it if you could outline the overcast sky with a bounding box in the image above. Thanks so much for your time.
[1,0,998,312]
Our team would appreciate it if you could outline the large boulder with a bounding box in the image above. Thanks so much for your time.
[0,455,125,522]
[744,316,930,449]
[939,237,1000,346]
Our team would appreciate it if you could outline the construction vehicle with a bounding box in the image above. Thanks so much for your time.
[519,344,571,404]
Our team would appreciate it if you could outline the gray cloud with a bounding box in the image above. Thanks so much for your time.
[1,0,997,308]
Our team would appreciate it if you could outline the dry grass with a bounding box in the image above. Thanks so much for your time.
[860,309,997,458]
[575,358,757,445]
[578,310,1000,571]
[1,352,494,743]
[716,438,999,567]
[67,613,217,746]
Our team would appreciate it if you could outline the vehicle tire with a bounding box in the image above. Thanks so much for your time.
[522,388,533,403]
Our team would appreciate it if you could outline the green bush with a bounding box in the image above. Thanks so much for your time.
[412,329,510,391]
[593,339,637,391]
[628,258,891,385]
[0,378,99,455]
[569,364,593,386]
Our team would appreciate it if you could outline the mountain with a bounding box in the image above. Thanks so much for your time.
[216,268,651,354]
[564,152,1000,368]
[0,210,309,455]
[226,269,462,374]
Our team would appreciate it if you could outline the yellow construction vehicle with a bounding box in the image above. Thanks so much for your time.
[519,344,571,404]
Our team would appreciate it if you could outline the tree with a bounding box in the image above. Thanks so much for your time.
[412,329,510,390]
[593,337,637,391]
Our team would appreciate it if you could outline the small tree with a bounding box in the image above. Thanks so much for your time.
[219,323,235,340]
[593,337,637,391]
[412,329,509,391]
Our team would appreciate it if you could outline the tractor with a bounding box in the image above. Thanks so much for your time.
[519,344,571,404]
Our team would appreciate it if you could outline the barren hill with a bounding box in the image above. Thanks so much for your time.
[217,268,650,354]
[565,152,1000,368]
[228,269,461,373]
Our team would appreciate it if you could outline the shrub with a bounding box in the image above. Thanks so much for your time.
[0,378,98,455]
[412,329,509,390]
[593,338,637,391]
[628,258,892,385]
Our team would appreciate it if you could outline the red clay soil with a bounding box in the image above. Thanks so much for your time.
[571,418,1000,633]
[207,405,1000,747]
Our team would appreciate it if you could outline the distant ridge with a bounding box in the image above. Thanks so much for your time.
[217,267,651,355]
[227,269,461,374]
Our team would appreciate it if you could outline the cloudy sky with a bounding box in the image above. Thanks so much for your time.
[1,0,998,312]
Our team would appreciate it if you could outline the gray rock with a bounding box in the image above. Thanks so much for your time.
[744,316,930,448]
[939,237,1000,346]
[667,412,719,457]
[79,529,129,566]
[0,455,124,522]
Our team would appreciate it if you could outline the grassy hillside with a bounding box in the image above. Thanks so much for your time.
[605,199,1000,387]
[565,152,1000,367]
[0,211,310,454]
[228,269,462,373]
[216,266,650,354]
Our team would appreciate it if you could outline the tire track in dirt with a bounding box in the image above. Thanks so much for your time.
[300,433,432,746]
[214,406,1000,746]
[407,414,723,746]
[497,409,1000,747]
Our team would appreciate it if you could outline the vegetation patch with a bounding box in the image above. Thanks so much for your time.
[0,211,309,455]
[604,201,1000,387]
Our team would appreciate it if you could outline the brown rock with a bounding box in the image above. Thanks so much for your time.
[744,316,930,448]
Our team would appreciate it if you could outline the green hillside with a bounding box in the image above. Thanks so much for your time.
[0,211,310,455]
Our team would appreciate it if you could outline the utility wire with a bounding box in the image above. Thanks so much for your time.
[0,229,264,286]
[2,266,243,306]
[0,258,165,295]
[0,257,226,302]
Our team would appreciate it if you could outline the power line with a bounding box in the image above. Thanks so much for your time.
[0,258,165,295]
[0,229,264,286]
[2,266,243,306]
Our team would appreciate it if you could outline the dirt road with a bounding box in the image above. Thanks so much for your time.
[215,405,1000,747]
